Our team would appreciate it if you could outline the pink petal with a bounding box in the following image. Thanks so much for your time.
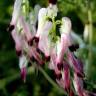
[28,46,44,65]
[63,62,70,92]
[11,29,22,55]
[38,21,53,57]
[19,16,33,44]
[21,67,27,82]
[73,73,84,96]
[67,52,84,78]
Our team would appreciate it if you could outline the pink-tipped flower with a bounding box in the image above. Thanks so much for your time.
[19,16,33,45]
[38,21,53,58]
[10,0,22,28]
[62,62,70,92]
[19,55,28,82]
[67,52,84,78]
[56,17,72,64]
[11,29,22,56]
[73,73,84,96]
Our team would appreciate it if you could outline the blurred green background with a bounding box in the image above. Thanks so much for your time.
[0,0,96,96]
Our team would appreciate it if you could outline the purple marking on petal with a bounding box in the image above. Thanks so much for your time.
[57,63,63,70]
[21,67,27,82]
[69,89,74,96]
[73,73,84,96]
[45,56,50,61]
[69,44,79,52]
[16,50,22,56]
[63,62,70,91]
[68,52,84,78]
[7,25,15,32]
[34,37,39,44]
[28,47,44,66]
[28,38,33,46]
[55,73,62,80]
[48,0,57,4]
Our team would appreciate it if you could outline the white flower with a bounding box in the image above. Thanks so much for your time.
[11,0,22,26]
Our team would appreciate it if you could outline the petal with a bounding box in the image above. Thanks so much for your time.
[19,16,33,44]
[35,8,47,38]
[56,34,71,63]
[73,73,84,96]
[11,29,22,55]
[62,62,70,91]
[67,52,84,78]
[28,46,44,65]
[19,55,28,82]
[11,0,22,26]
[38,21,53,57]
[60,17,72,35]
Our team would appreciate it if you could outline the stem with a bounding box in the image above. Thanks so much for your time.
[86,9,93,78]
[28,59,66,95]
[38,66,66,95]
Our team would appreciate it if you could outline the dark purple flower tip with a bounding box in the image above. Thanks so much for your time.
[77,72,85,78]
[30,56,36,62]
[65,87,70,94]
[33,37,39,44]
[16,50,22,56]
[54,72,62,80]
[28,38,33,46]
[45,56,50,61]
[69,44,79,52]
[21,67,27,82]
[69,90,74,96]
[57,63,63,70]
[7,25,15,32]
[48,0,57,4]
[37,48,45,57]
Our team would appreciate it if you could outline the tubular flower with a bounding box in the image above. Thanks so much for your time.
[8,0,22,31]
[56,17,72,64]
[11,28,22,56]
[18,16,33,45]
[67,52,84,78]
[73,73,84,96]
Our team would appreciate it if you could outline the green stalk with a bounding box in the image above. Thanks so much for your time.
[28,59,66,95]
[87,9,93,78]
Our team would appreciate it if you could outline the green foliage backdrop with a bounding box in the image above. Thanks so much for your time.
[0,0,96,96]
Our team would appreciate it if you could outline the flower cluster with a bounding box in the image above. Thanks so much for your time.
[8,0,96,96]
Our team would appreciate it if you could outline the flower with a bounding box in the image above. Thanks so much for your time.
[8,0,22,32]
[11,28,22,56]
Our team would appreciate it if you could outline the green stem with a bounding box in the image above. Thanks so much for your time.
[38,66,66,95]
[28,59,66,95]
[87,9,93,78]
